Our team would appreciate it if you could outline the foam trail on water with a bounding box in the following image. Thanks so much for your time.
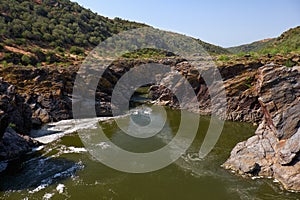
[31,116,126,144]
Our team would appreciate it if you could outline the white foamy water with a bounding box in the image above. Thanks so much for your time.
[63,147,87,154]
[29,184,48,194]
[31,116,119,144]
[42,193,54,200]
[56,184,65,194]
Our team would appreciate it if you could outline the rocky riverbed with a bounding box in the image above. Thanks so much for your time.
[0,53,299,191]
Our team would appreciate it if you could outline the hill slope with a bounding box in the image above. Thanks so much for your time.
[0,0,229,66]
[0,0,147,48]
[227,26,300,54]
[227,38,274,54]
[0,0,147,65]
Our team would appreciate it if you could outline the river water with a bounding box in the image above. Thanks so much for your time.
[0,105,299,200]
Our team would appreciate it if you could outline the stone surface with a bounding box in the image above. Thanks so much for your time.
[150,59,264,122]
[0,127,38,161]
[223,64,300,191]
[0,78,32,134]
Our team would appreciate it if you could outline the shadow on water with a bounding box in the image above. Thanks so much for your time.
[0,152,81,191]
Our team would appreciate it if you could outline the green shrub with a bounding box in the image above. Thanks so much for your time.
[32,48,46,62]
[284,59,296,68]
[218,55,230,61]
[55,47,65,53]
[8,123,16,130]
[4,39,15,46]
[70,46,85,55]
[269,48,279,55]
[45,51,58,64]
[21,54,31,65]
[2,61,8,67]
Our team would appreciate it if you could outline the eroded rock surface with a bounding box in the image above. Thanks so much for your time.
[223,65,300,191]
[150,60,264,122]
[0,127,38,161]
[0,78,32,134]
[0,79,39,161]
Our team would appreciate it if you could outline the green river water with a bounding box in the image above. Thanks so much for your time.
[0,105,299,200]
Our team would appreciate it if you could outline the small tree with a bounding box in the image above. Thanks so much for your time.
[21,54,31,65]
[70,46,85,55]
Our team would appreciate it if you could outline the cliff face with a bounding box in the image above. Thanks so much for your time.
[0,79,38,161]
[223,65,300,191]
[150,60,264,123]
[0,78,32,134]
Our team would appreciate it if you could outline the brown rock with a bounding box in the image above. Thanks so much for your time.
[223,64,300,191]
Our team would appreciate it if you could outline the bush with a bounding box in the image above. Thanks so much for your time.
[21,54,31,65]
[4,39,15,46]
[46,51,58,64]
[218,55,230,61]
[2,61,8,67]
[70,46,85,55]
[285,59,296,68]
[32,47,46,62]
[55,46,65,54]
[21,54,37,65]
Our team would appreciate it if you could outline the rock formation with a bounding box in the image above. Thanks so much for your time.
[223,64,300,191]
[0,79,38,161]
[0,78,32,134]
[0,127,38,161]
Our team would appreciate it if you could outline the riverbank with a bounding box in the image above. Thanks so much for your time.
[0,53,299,191]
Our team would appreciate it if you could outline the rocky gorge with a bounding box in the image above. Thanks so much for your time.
[0,53,299,191]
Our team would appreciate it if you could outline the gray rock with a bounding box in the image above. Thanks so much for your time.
[0,127,38,161]
[223,64,300,191]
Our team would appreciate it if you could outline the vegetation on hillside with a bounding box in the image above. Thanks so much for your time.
[195,39,230,55]
[260,26,300,54]
[0,0,231,66]
[227,39,274,54]
[0,0,147,47]
[0,0,298,67]
[0,0,147,65]
[227,26,300,55]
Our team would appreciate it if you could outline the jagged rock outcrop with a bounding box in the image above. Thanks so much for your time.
[223,64,300,191]
[0,79,39,161]
[150,60,264,123]
[0,78,32,134]
[0,127,38,161]
[0,67,77,127]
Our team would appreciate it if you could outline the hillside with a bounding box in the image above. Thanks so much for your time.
[196,39,230,55]
[0,0,147,65]
[0,0,229,66]
[227,26,300,54]
[227,38,274,54]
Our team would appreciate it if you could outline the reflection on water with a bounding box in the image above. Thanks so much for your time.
[0,106,299,200]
